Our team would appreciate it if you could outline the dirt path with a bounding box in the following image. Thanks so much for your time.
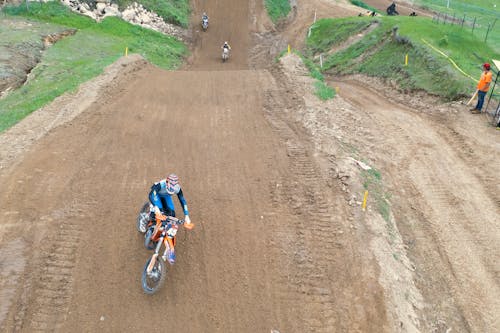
[0,0,498,332]
[0,1,387,332]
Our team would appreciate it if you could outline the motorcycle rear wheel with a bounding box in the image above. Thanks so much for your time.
[136,202,150,233]
[142,257,167,294]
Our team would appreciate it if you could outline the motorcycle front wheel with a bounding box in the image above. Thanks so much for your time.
[142,257,167,294]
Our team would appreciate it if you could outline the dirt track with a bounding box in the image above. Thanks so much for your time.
[0,0,499,332]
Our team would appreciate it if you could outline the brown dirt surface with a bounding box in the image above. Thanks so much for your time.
[0,1,499,333]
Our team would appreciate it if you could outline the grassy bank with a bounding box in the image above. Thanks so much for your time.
[265,0,291,23]
[114,0,190,27]
[350,0,379,14]
[306,16,500,100]
[0,2,186,132]
[415,0,499,52]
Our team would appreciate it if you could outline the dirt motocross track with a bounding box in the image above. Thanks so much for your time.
[0,0,499,332]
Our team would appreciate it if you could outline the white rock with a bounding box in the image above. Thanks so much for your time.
[96,3,106,13]
[104,7,121,17]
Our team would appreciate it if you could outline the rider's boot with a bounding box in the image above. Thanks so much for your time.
[162,249,176,264]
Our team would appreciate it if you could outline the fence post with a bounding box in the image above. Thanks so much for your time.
[484,23,491,43]
[443,13,447,24]
[461,14,465,28]
[320,54,323,68]
[472,17,476,34]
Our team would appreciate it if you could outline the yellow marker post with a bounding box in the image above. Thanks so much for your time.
[125,47,128,56]
[288,44,291,54]
[362,190,369,211]
[405,54,408,66]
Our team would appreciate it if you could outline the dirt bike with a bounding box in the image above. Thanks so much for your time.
[202,17,208,31]
[136,202,187,250]
[222,48,230,62]
[141,213,193,294]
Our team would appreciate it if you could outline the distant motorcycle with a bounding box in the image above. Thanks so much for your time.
[222,48,230,62]
[202,17,209,31]
[141,213,193,294]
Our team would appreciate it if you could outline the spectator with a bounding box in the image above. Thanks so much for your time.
[470,63,493,114]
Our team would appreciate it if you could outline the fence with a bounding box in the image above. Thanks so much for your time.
[432,13,497,43]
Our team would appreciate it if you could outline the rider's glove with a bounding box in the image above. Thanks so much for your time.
[184,215,194,230]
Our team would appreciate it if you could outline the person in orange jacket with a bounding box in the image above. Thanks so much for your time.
[470,63,493,114]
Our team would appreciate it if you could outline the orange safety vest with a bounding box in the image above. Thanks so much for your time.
[477,71,492,92]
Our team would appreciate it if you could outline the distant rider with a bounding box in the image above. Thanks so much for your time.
[141,174,193,263]
[222,41,231,51]
[202,12,209,22]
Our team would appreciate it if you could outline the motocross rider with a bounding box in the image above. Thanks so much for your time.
[222,41,231,51]
[202,12,209,22]
[145,173,192,227]
[141,174,193,263]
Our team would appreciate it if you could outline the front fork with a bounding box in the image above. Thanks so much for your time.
[146,236,175,273]
[147,236,165,273]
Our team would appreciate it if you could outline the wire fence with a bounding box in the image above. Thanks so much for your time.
[432,13,497,42]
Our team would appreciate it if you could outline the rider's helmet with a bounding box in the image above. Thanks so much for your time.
[203,12,207,16]
[166,174,180,195]
[483,63,490,70]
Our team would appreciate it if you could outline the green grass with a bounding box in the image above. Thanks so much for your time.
[362,167,391,222]
[314,81,336,100]
[0,2,186,132]
[300,54,324,81]
[306,18,373,55]
[350,0,379,14]
[415,0,499,52]
[306,16,500,100]
[114,0,190,27]
[265,0,291,23]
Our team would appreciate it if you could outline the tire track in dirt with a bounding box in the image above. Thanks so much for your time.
[5,201,89,332]
[262,72,387,331]
[27,219,82,331]
[265,106,346,332]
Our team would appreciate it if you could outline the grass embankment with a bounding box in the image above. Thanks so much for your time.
[306,16,500,100]
[265,0,291,23]
[113,0,190,27]
[350,0,379,14]
[0,2,186,132]
[415,0,499,53]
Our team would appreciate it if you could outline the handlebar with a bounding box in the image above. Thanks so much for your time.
[155,213,192,229]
